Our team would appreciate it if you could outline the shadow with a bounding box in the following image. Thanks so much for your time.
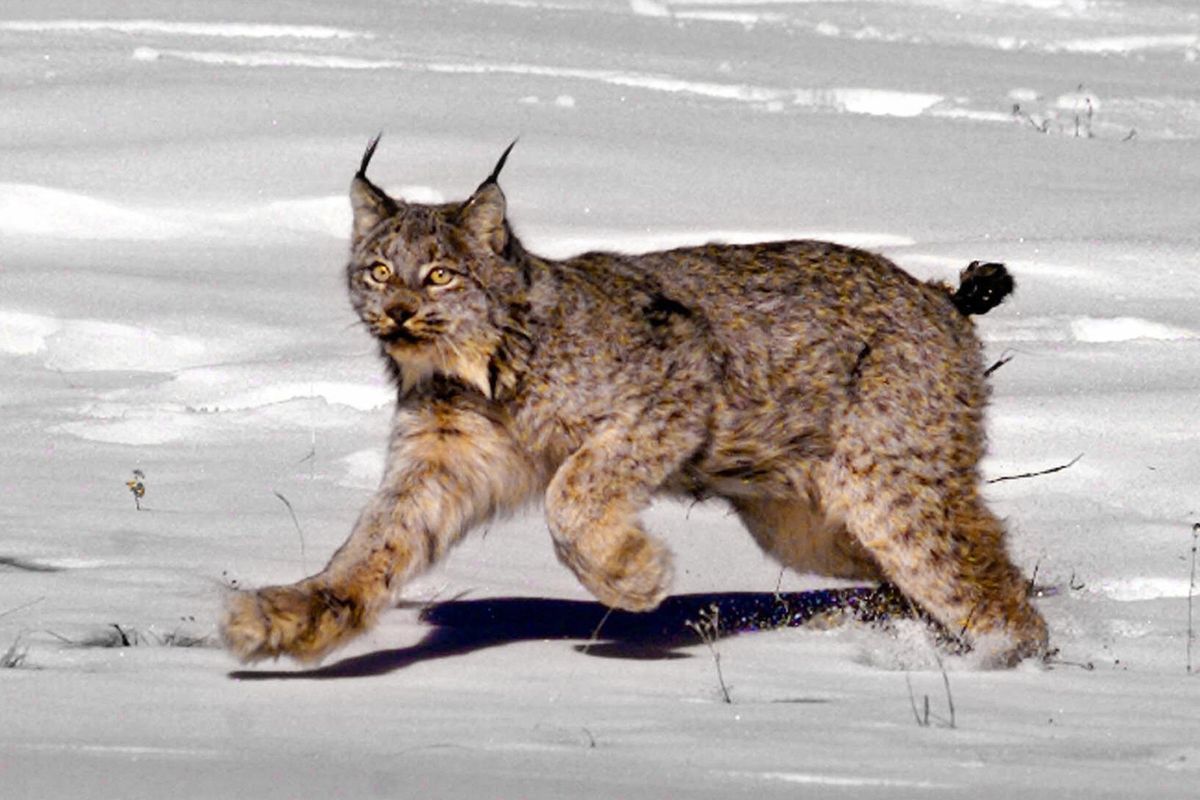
[0,556,64,573]
[229,585,910,681]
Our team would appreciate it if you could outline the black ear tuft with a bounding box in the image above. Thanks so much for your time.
[457,140,518,254]
[358,132,383,178]
[350,132,399,247]
[478,138,518,191]
[952,261,1015,316]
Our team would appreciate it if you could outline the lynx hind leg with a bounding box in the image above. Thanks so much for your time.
[732,496,883,582]
[825,344,1048,667]
[836,482,1047,666]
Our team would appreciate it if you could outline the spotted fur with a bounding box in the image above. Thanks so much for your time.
[221,139,1047,667]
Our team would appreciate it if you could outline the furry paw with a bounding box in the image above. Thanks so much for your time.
[558,531,674,612]
[974,609,1050,668]
[956,598,1050,668]
[220,583,364,664]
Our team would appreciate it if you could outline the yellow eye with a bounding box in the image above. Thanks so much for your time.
[369,263,392,283]
[425,267,454,287]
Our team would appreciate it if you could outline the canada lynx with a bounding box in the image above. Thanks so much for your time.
[221,137,1047,667]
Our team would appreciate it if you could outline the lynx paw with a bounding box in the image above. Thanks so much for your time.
[558,531,674,612]
[220,583,364,664]
[969,604,1050,668]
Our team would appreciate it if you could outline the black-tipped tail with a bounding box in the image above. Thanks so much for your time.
[952,261,1014,316]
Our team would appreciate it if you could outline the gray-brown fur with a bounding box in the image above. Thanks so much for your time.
[221,140,1046,667]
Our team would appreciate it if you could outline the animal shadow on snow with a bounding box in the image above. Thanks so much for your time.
[228,586,909,680]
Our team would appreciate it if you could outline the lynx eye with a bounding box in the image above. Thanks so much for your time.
[424,266,455,287]
[368,263,393,284]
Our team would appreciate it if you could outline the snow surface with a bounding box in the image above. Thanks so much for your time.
[2,0,1199,797]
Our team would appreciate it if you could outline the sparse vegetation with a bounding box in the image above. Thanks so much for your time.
[52,620,214,649]
[687,603,732,704]
[1012,102,1052,134]
[1188,523,1198,675]
[0,597,45,618]
[577,606,615,656]
[273,490,308,576]
[983,349,1015,378]
[1070,83,1095,139]
[905,660,956,729]
[988,454,1083,485]
[1,599,44,669]
[126,469,146,510]
[1011,83,1135,141]
[2,635,29,669]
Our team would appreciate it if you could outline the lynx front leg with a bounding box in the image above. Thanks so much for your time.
[545,420,705,612]
[221,401,537,663]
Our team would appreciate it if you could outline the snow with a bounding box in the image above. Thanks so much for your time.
[3,0,1200,797]
[0,20,368,39]
[0,184,195,240]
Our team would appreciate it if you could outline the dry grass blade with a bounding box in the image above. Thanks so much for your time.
[2,636,29,668]
[273,490,308,576]
[0,597,45,620]
[983,350,1015,377]
[1188,523,1198,675]
[988,454,1083,484]
[687,604,732,704]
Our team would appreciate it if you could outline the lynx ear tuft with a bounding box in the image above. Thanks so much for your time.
[482,138,517,188]
[350,133,399,247]
[459,140,517,254]
[358,132,383,177]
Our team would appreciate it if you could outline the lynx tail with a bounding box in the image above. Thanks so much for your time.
[952,261,1014,316]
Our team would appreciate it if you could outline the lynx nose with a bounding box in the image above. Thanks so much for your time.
[385,303,415,327]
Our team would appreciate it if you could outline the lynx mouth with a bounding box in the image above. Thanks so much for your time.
[377,327,422,345]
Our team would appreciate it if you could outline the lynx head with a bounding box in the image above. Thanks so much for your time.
[346,136,526,398]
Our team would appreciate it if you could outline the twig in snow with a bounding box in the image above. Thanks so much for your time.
[578,606,615,656]
[1188,523,1198,675]
[126,469,146,510]
[0,597,45,620]
[2,635,28,669]
[1043,650,1094,671]
[984,350,1015,377]
[987,454,1083,484]
[899,592,957,729]
[272,491,308,576]
[687,604,732,703]
[905,656,956,729]
[1012,104,1050,133]
[1073,84,1095,139]
[905,673,927,726]
[111,623,136,647]
[935,651,956,729]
